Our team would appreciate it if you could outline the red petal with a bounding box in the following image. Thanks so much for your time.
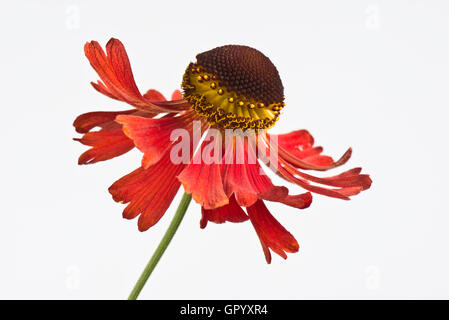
[178,139,228,210]
[108,151,186,231]
[85,38,189,113]
[171,90,183,100]
[268,131,351,171]
[247,200,299,264]
[74,127,134,165]
[221,135,312,209]
[73,86,183,164]
[267,192,313,210]
[74,109,158,164]
[261,133,371,200]
[279,156,371,200]
[281,164,362,200]
[281,193,313,209]
[143,89,166,101]
[293,167,372,191]
[275,130,314,150]
[116,111,196,168]
[244,150,313,209]
[222,163,258,207]
[73,109,135,134]
[222,137,261,207]
[200,195,248,228]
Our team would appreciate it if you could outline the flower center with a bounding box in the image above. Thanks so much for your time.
[182,45,285,130]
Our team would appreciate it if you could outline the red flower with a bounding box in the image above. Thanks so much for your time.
[74,38,371,263]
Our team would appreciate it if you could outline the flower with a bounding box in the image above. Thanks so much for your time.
[74,38,371,263]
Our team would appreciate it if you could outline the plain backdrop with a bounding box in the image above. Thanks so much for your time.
[0,0,448,299]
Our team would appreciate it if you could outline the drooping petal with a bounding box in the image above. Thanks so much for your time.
[261,133,371,200]
[222,136,262,207]
[85,38,189,113]
[74,126,134,165]
[221,135,311,209]
[279,155,371,200]
[73,89,182,165]
[108,151,187,231]
[293,167,372,191]
[116,111,197,168]
[73,109,157,164]
[245,144,313,209]
[276,160,359,200]
[247,200,299,264]
[274,129,314,150]
[74,90,168,133]
[267,130,351,171]
[178,138,228,210]
[73,109,135,134]
[74,110,139,165]
[200,195,248,228]
[278,192,313,209]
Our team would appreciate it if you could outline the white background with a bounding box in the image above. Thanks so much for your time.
[1,0,448,299]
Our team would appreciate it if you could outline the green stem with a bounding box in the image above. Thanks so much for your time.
[128,192,192,300]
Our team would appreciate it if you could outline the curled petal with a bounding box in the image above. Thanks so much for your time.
[293,167,372,191]
[267,130,351,171]
[73,110,138,164]
[200,195,248,228]
[73,109,135,134]
[284,166,361,200]
[74,89,168,134]
[279,156,371,200]
[262,133,371,200]
[73,109,156,164]
[247,200,299,264]
[74,127,134,165]
[263,191,313,210]
[73,89,182,165]
[85,38,189,113]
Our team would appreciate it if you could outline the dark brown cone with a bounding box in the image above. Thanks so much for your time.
[196,45,284,105]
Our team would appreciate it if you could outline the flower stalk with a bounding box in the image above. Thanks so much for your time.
[128,192,192,300]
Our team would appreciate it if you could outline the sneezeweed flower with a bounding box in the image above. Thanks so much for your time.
[74,38,371,299]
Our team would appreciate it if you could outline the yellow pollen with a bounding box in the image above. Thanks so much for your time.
[181,62,283,130]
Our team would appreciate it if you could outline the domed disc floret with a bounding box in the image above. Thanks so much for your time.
[182,45,285,130]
